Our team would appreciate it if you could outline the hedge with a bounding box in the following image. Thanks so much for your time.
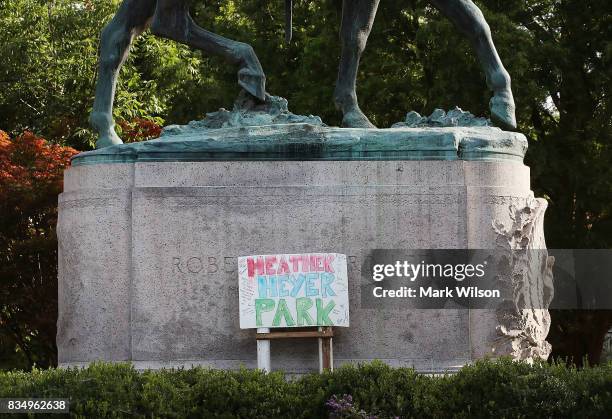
[1,359,610,418]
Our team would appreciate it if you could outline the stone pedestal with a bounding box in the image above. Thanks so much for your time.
[58,125,552,373]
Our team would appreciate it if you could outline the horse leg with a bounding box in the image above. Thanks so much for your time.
[334,0,380,128]
[90,0,156,149]
[430,0,516,129]
[150,0,265,100]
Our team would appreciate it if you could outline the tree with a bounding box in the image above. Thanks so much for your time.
[482,0,612,365]
[0,130,77,369]
[0,0,193,149]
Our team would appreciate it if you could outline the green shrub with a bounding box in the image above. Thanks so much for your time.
[0,359,610,418]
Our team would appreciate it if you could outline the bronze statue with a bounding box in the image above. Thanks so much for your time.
[90,0,516,149]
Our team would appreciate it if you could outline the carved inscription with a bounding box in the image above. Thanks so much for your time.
[171,255,360,275]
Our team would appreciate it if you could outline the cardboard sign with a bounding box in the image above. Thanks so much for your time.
[238,253,349,329]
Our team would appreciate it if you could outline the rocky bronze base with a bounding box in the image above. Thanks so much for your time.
[77,96,526,166]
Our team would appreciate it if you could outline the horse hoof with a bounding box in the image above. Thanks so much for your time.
[95,131,123,149]
[490,93,517,130]
[238,68,266,101]
[342,109,376,129]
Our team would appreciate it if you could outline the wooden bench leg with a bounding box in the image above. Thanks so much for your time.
[257,327,271,372]
[257,327,334,373]
[318,326,333,372]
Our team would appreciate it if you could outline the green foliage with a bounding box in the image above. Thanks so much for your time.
[0,360,610,418]
[0,0,196,149]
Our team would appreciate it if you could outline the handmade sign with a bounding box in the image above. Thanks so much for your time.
[238,253,349,329]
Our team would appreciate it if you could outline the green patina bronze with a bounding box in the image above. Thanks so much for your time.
[74,96,527,166]
[90,0,516,149]
[71,124,527,166]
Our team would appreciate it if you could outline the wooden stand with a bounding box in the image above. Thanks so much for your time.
[256,327,334,373]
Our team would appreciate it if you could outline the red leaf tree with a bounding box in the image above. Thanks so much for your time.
[0,131,77,369]
[117,118,162,143]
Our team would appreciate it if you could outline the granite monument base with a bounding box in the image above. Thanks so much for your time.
[58,133,552,372]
